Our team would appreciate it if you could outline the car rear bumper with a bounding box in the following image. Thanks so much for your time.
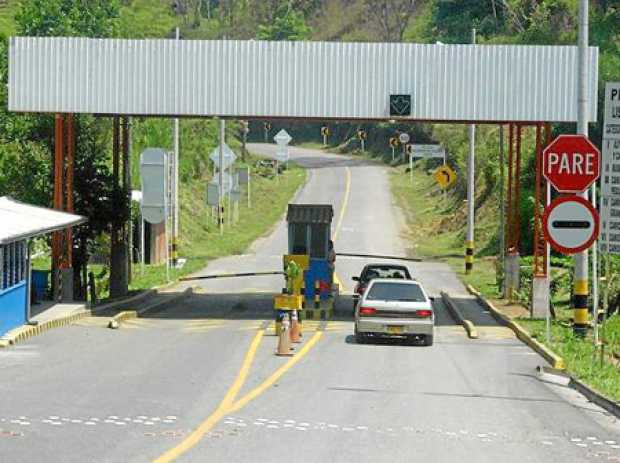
[356,317,434,336]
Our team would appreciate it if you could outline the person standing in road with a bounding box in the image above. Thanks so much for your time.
[328,240,336,286]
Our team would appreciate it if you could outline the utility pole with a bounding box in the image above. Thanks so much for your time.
[499,125,505,285]
[574,0,590,337]
[172,27,180,268]
[465,28,476,275]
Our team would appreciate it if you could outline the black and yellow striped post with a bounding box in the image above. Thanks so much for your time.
[314,280,321,309]
[171,237,178,267]
[465,241,474,274]
[573,278,589,337]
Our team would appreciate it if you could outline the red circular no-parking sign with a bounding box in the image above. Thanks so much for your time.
[543,135,600,193]
[543,195,599,255]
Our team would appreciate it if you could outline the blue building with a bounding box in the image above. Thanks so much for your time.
[0,197,85,336]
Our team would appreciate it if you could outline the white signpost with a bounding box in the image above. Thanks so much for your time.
[273,129,292,177]
[139,147,169,278]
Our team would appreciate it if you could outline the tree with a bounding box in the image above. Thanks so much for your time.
[12,0,122,299]
[257,5,311,40]
[365,0,419,42]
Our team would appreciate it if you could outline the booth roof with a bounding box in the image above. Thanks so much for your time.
[0,196,86,245]
[286,204,334,224]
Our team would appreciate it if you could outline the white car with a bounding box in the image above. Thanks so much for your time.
[354,278,434,346]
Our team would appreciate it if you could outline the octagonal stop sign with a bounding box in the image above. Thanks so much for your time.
[543,134,600,193]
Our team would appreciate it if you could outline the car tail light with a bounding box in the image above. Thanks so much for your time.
[356,285,366,295]
[359,307,376,316]
[416,309,433,318]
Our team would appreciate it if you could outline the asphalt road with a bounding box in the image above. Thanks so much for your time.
[1,144,620,462]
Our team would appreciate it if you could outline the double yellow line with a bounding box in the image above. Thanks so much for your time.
[153,329,323,463]
[155,163,352,462]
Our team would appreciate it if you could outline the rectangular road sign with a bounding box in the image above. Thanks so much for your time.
[604,82,620,140]
[601,139,620,196]
[410,144,445,159]
[600,195,620,254]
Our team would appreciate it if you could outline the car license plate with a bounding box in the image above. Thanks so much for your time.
[387,325,404,334]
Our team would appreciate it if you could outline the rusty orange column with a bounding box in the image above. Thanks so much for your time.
[533,123,544,276]
[64,113,74,269]
[52,114,65,271]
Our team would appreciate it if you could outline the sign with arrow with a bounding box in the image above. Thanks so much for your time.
[433,165,457,189]
[390,94,411,116]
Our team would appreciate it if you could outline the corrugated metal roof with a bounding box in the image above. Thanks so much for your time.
[287,204,334,224]
[9,37,598,122]
[0,197,86,245]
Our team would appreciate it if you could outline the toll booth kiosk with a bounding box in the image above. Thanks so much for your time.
[286,204,334,303]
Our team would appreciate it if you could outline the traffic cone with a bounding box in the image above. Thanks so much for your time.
[290,310,301,343]
[276,317,293,356]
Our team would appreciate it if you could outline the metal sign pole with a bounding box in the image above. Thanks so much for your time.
[391,146,395,162]
[219,119,225,235]
[409,150,413,183]
[465,28,477,275]
[172,27,180,269]
[573,0,590,337]
[141,217,145,276]
[248,171,252,208]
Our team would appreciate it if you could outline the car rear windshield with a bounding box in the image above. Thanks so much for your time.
[365,282,426,302]
[362,266,411,282]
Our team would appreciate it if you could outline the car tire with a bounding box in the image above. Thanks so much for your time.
[424,335,434,346]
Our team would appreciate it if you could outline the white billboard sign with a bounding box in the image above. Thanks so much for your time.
[604,82,620,140]
[600,195,620,254]
[601,139,620,196]
[140,148,168,224]
[410,144,445,159]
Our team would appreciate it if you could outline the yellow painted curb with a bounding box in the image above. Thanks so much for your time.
[440,292,478,339]
[0,309,91,348]
[465,284,565,370]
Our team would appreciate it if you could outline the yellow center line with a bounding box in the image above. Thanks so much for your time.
[332,166,351,242]
[333,166,351,292]
[153,329,264,463]
[227,331,323,413]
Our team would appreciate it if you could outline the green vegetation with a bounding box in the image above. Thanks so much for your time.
[389,164,500,299]
[519,318,620,401]
[123,159,306,296]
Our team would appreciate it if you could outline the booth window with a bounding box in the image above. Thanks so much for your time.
[291,224,308,254]
[310,224,327,258]
[0,242,27,291]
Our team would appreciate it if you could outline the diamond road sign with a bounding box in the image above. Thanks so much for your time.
[274,129,292,145]
[209,143,237,169]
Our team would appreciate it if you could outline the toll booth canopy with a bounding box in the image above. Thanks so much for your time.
[286,205,334,258]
